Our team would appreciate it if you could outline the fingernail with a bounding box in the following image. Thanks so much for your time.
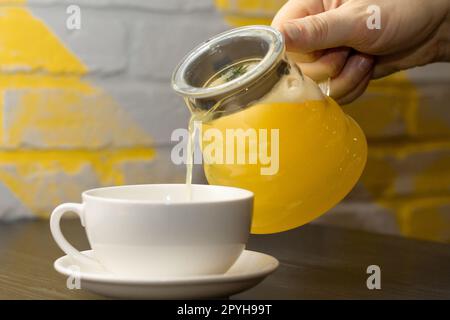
[283,22,301,42]
[357,57,373,72]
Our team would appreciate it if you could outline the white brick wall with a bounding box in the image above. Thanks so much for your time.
[27,0,226,189]
[28,0,215,12]
[0,0,224,221]
[2,0,449,242]
[129,15,225,80]
[99,81,190,145]
[30,2,227,145]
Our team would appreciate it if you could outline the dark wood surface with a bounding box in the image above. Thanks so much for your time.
[0,219,449,299]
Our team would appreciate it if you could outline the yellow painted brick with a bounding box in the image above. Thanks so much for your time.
[345,73,418,139]
[361,142,450,199]
[0,148,155,218]
[118,157,184,185]
[215,0,283,13]
[316,201,400,236]
[319,195,450,243]
[2,84,152,148]
[238,0,282,12]
[0,7,86,74]
[413,84,450,138]
[0,0,26,4]
[406,197,450,243]
[380,197,450,243]
[0,5,159,221]
[346,73,450,140]
[221,15,272,26]
[215,0,284,26]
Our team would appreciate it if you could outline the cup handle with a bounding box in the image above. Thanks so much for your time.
[50,203,100,267]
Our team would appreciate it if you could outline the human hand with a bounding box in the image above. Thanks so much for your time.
[272,0,450,104]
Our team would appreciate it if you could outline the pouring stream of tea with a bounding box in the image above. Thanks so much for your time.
[184,60,260,200]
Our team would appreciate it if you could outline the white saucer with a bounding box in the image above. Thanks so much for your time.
[54,250,279,299]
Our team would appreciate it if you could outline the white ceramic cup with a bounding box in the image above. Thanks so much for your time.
[50,184,253,278]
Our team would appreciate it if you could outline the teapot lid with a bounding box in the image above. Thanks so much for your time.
[171,25,285,99]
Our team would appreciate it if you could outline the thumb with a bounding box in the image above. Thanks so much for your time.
[281,9,353,53]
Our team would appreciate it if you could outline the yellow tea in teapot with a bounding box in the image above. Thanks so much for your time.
[173,26,367,234]
[201,66,366,234]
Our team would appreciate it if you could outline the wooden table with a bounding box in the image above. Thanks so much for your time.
[0,219,449,299]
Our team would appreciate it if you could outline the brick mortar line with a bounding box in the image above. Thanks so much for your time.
[0,72,171,83]
[339,197,450,204]
[367,139,450,148]
[19,3,216,15]
[0,143,179,151]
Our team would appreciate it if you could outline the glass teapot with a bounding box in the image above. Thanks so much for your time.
[172,25,367,234]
